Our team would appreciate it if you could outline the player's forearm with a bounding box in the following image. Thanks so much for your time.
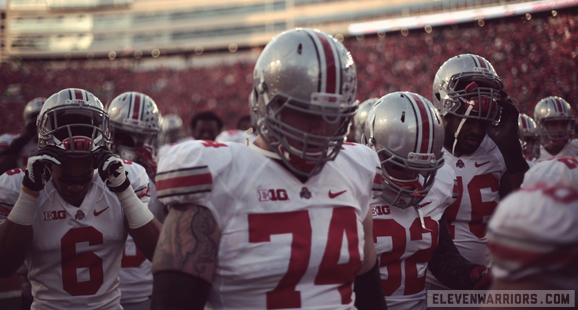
[128,217,162,261]
[354,261,388,310]
[0,220,32,277]
[427,214,477,289]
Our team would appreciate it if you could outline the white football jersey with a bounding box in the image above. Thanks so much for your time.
[537,139,578,162]
[215,130,246,144]
[0,133,38,168]
[0,161,150,310]
[119,180,162,304]
[156,140,381,310]
[372,164,455,310]
[487,182,578,290]
[157,137,194,161]
[426,135,506,289]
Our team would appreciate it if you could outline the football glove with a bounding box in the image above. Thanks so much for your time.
[22,147,63,192]
[97,151,131,192]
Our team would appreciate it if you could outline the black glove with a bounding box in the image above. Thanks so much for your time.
[22,147,63,192]
[97,151,131,192]
[487,91,529,174]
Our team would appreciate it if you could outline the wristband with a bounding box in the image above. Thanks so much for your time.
[115,186,154,229]
[7,187,38,225]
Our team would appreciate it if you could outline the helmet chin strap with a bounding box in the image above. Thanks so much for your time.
[452,103,475,155]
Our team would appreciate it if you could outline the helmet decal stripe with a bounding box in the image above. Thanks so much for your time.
[409,94,432,154]
[133,93,142,120]
[554,98,564,114]
[304,30,323,93]
[311,31,339,95]
[476,56,488,70]
[73,89,84,101]
[520,114,528,129]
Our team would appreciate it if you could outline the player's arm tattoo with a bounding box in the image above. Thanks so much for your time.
[152,204,220,283]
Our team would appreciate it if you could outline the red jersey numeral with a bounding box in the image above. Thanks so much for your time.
[248,207,361,309]
[446,173,499,239]
[61,227,104,296]
[373,216,438,296]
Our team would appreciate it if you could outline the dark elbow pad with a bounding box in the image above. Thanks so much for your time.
[354,260,388,310]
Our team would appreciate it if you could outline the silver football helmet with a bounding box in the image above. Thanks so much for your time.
[533,96,575,146]
[433,54,503,124]
[518,113,540,160]
[363,92,445,208]
[158,113,184,146]
[251,28,358,177]
[23,97,47,128]
[37,88,110,156]
[108,91,161,162]
[353,98,378,143]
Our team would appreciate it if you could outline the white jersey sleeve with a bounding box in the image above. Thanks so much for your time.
[487,182,578,290]
[523,156,578,188]
[156,140,380,310]
[371,164,455,310]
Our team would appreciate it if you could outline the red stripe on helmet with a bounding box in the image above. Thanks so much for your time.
[133,93,142,120]
[410,94,431,154]
[520,115,528,129]
[73,89,84,101]
[315,32,337,94]
[476,55,488,69]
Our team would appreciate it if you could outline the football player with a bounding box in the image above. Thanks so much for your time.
[364,92,491,310]
[487,157,578,302]
[0,88,162,310]
[189,111,223,141]
[426,54,529,291]
[518,113,540,165]
[534,96,578,161]
[108,91,166,310]
[0,97,46,175]
[157,114,192,160]
[151,29,387,310]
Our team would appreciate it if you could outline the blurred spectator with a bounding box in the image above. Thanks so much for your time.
[190,111,223,141]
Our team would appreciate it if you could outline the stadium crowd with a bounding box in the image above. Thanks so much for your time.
[1,10,577,134]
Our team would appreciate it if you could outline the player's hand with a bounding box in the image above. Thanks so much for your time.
[487,90,528,174]
[470,265,493,290]
[22,147,63,192]
[487,90,520,147]
[97,151,131,192]
[135,144,157,180]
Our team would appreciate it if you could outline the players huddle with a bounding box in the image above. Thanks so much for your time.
[0,28,575,310]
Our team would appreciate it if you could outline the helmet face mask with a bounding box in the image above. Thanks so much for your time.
[433,54,504,125]
[534,96,575,147]
[252,28,358,177]
[364,92,445,209]
[38,89,111,157]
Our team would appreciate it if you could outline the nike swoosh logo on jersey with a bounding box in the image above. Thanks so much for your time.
[419,201,432,208]
[329,190,347,199]
[475,161,490,168]
[94,206,109,217]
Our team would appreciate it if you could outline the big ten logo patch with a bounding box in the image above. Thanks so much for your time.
[372,205,390,216]
[44,210,66,221]
[258,189,289,202]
